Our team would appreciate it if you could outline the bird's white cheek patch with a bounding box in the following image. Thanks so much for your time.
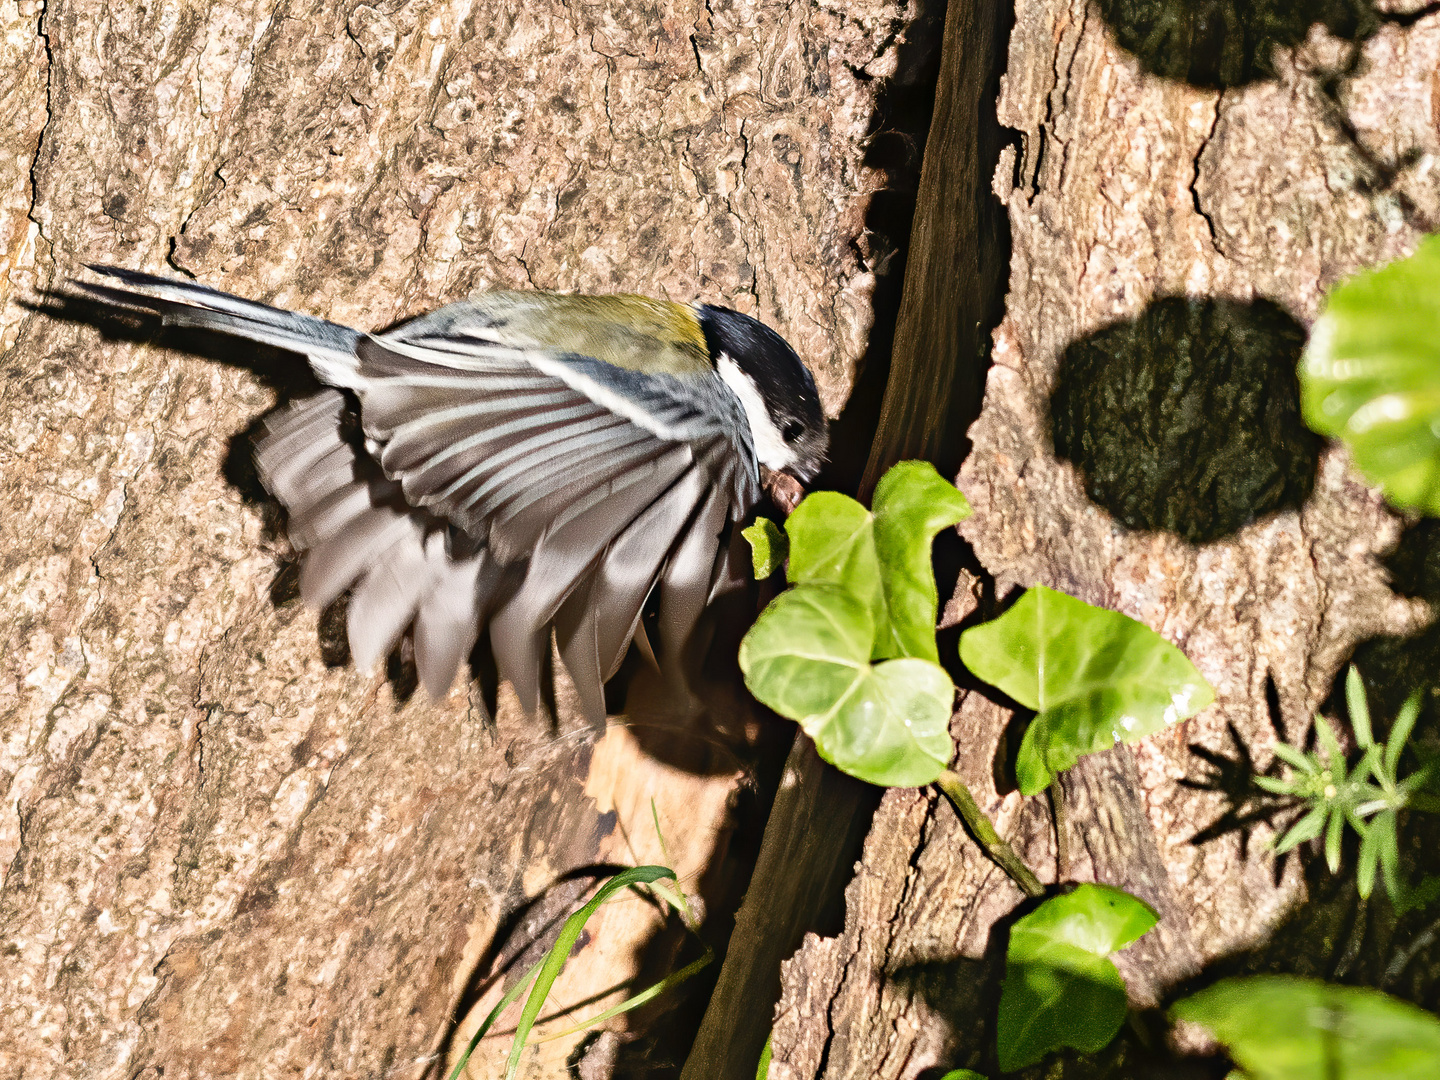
[718,354,794,472]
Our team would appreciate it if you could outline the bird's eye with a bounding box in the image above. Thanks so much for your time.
[782,420,804,443]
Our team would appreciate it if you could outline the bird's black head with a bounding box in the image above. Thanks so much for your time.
[698,305,829,483]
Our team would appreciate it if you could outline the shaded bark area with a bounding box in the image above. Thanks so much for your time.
[0,1,902,1076]
[771,3,1440,1077]
[683,0,1009,1074]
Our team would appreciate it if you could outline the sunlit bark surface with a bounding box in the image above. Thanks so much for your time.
[0,1,899,1075]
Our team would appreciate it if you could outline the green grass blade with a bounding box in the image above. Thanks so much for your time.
[650,799,694,926]
[504,865,675,1080]
[531,948,713,1044]
[1254,774,1295,796]
[1275,805,1327,854]
[446,957,544,1080]
[1271,741,1317,775]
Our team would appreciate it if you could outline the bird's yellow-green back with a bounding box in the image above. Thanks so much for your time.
[456,291,713,376]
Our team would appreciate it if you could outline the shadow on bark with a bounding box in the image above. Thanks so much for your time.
[813,0,950,501]
[1092,0,1379,88]
[1049,296,1321,546]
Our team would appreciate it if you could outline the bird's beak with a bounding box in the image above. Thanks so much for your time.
[761,468,806,515]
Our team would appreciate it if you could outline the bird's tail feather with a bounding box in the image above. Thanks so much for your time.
[71,265,363,387]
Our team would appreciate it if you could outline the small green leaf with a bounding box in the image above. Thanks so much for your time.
[740,585,874,718]
[1272,741,1318,775]
[785,492,882,604]
[938,1073,987,1080]
[997,885,1158,1071]
[960,585,1215,795]
[1376,811,1402,898]
[756,1033,772,1079]
[1254,774,1295,796]
[1275,805,1328,854]
[1347,666,1374,749]
[1014,883,1159,954]
[739,584,954,786]
[743,518,788,579]
[1325,804,1344,873]
[1389,691,1423,780]
[1301,234,1440,514]
[1171,976,1440,1080]
[1358,815,1382,899]
[870,461,972,662]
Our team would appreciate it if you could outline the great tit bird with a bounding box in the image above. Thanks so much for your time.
[70,266,829,721]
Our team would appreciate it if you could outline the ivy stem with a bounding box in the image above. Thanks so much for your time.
[935,769,1045,898]
[1049,779,1070,882]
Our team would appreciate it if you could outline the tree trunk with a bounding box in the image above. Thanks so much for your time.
[770,2,1440,1077]
[0,1,899,1076]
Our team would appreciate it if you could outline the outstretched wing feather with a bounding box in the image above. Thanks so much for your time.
[487,446,692,709]
[657,477,731,670]
[554,463,713,723]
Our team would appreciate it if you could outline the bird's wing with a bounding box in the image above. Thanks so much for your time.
[253,392,514,700]
[72,268,761,719]
[351,322,758,715]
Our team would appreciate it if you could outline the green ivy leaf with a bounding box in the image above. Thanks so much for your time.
[958,585,1215,795]
[997,884,1158,1071]
[1171,976,1440,1080]
[785,492,880,593]
[742,517,788,579]
[1301,234,1440,514]
[785,492,886,640]
[871,461,972,662]
[1013,882,1159,955]
[739,583,953,786]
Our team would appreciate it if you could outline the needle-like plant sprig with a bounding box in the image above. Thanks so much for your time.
[1258,667,1440,907]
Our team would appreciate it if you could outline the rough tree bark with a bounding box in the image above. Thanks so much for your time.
[770,2,1440,1077]
[682,0,1006,1074]
[0,1,904,1076]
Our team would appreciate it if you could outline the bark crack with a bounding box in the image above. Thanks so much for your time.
[728,119,760,306]
[1052,2,1087,194]
[88,480,129,582]
[26,0,54,263]
[516,243,539,288]
[1191,92,1222,251]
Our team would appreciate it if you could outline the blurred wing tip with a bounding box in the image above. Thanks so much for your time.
[421,670,460,701]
